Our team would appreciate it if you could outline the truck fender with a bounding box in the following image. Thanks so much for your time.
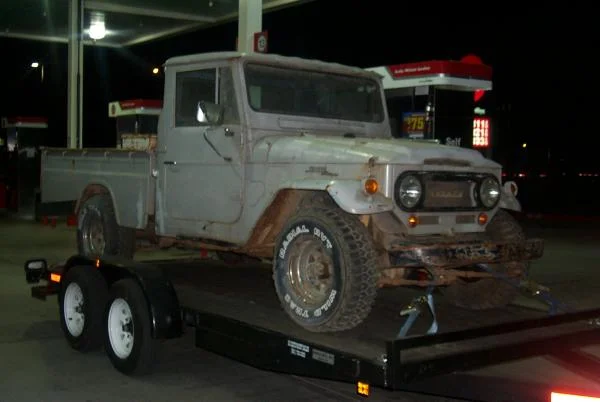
[61,255,183,340]
[286,179,394,214]
[498,181,522,212]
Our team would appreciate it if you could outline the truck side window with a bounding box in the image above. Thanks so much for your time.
[218,67,239,124]
[175,69,216,127]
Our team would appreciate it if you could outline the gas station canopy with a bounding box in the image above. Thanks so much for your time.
[1,0,312,149]
[0,0,310,47]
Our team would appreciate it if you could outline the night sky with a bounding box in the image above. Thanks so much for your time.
[0,2,597,175]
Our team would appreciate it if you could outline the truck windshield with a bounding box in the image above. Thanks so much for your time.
[244,63,384,123]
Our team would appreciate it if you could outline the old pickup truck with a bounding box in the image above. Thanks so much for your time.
[40,51,543,334]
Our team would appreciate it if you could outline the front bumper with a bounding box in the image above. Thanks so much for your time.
[389,238,544,269]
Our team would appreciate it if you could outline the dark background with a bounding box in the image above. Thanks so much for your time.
[0,1,597,215]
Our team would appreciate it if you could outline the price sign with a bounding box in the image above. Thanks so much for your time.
[473,117,490,148]
[402,112,426,138]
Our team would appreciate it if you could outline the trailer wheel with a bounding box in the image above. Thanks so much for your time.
[442,210,530,310]
[59,265,108,352]
[273,207,379,332]
[77,194,135,259]
[104,278,157,375]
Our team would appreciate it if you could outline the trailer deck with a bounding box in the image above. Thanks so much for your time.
[157,258,600,388]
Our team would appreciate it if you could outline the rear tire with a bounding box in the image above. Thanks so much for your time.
[59,265,108,352]
[104,278,157,375]
[273,207,379,332]
[77,194,135,259]
[442,209,529,310]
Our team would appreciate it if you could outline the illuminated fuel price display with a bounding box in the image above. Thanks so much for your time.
[402,112,426,139]
[473,117,490,148]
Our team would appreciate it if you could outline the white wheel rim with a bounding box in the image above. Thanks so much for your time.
[64,282,85,337]
[108,298,134,359]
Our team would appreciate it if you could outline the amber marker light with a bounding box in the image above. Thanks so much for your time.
[478,213,488,225]
[408,215,418,228]
[364,178,379,194]
[357,381,370,397]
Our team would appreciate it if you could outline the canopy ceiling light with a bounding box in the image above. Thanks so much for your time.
[89,11,106,40]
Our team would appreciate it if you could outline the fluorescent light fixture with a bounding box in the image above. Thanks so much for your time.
[31,62,40,68]
[89,11,106,40]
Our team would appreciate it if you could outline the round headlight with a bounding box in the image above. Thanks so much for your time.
[397,175,422,209]
[479,176,500,208]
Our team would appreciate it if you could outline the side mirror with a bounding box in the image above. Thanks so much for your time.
[503,180,518,197]
[196,101,224,126]
[24,259,47,284]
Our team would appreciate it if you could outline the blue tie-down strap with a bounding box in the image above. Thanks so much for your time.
[476,264,571,315]
[397,286,439,339]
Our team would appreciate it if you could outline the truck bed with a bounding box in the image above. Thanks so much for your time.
[40,148,154,228]
[159,258,583,366]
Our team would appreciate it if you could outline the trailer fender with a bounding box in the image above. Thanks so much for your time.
[61,255,183,340]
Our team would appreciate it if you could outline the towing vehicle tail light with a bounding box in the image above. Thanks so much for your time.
[551,391,600,401]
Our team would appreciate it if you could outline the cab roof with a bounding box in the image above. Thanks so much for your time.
[164,51,381,80]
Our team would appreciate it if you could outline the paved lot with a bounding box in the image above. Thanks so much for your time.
[1,214,600,402]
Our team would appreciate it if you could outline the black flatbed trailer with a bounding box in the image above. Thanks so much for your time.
[25,255,600,397]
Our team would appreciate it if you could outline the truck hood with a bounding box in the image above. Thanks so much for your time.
[255,134,500,169]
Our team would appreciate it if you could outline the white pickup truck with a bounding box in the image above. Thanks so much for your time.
[39,51,543,333]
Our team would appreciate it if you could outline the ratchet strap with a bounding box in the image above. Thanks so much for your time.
[397,286,439,339]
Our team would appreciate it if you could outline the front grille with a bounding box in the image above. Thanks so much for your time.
[395,171,491,212]
[422,178,475,209]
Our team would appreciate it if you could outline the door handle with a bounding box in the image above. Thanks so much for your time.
[164,161,177,165]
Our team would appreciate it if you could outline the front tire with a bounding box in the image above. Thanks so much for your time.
[104,278,157,375]
[442,209,529,310]
[59,265,108,352]
[77,194,135,259]
[273,207,379,332]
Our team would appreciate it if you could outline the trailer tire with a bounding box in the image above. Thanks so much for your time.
[59,265,108,352]
[104,278,157,376]
[77,194,135,259]
[273,207,379,332]
[442,210,529,310]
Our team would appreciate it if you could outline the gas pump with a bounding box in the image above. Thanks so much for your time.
[0,116,47,216]
[108,99,162,150]
[367,55,493,156]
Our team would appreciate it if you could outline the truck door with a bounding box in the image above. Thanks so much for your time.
[159,65,243,233]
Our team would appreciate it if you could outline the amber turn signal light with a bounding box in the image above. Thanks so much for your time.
[478,213,488,225]
[408,215,418,227]
[364,178,379,195]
